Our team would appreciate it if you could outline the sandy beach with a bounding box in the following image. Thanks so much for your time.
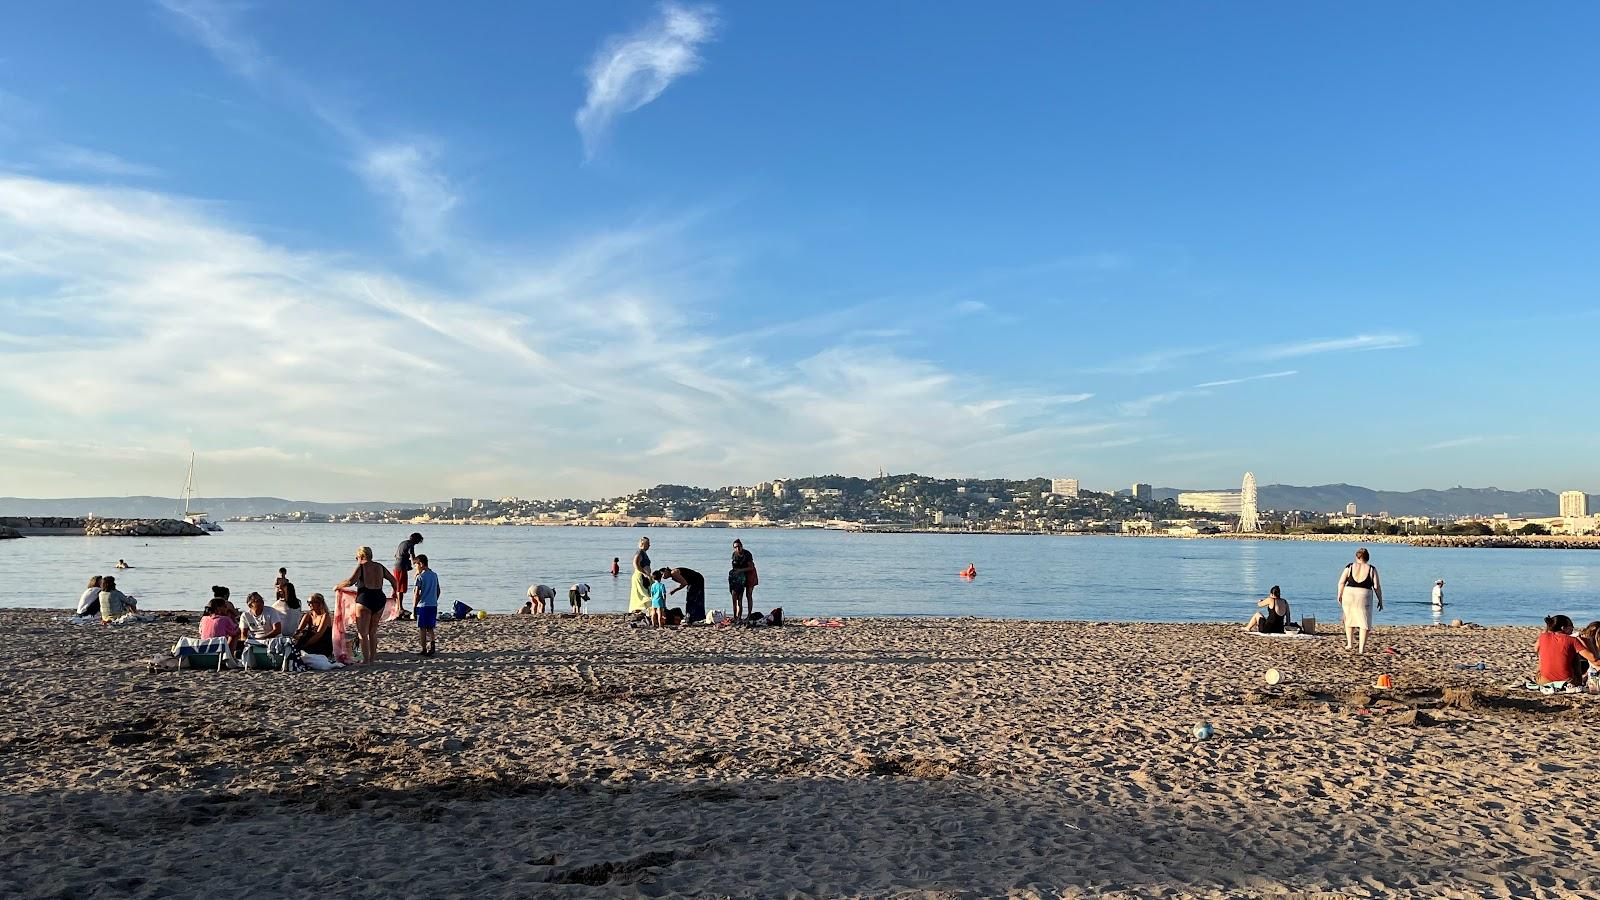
[2,609,1596,898]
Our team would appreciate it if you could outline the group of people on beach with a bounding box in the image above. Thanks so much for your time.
[180,534,442,667]
[74,574,139,621]
[622,536,763,628]
[1238,546,1599,689]
[1241,547,1390,651]
[148,529,765,668]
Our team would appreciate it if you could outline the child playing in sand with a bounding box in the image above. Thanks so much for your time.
[413,555,440,657]
[650,570,668,628]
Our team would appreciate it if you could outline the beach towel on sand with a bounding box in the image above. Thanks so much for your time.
[1247,631,1318,640]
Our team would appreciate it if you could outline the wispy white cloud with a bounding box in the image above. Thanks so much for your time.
[1120,371,1297,416]
[1258,333,1416,359]
[576,2,718,160]
[1118,389,1194,417]
[1086,345,1216,376]
[357,143,459,254]
[0,173,1114,499]
[159,0,269,80]
[158,0,460,253]
[1418,435,1517,452]
[40,144,162,178]
[1193,370,1297,389]
[953,299,989,315]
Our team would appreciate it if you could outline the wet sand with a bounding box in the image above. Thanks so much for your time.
[1,609,1596,898]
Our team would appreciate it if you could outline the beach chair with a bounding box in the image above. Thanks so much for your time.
[171,636,237,671]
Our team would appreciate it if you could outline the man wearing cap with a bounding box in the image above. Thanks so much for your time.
[1431,579,1445,608]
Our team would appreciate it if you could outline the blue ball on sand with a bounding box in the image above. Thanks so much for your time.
[1192,722,1214,741]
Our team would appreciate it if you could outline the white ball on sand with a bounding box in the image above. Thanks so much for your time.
[1192,722,1214,741]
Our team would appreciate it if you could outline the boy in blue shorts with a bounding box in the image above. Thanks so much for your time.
[412,554,440,656]
[649,568,668,629]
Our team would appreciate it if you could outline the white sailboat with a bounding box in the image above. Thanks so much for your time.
[180,452,223,532]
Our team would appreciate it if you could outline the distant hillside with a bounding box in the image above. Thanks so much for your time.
[0,497,422,519]
[1155,484,1591,518]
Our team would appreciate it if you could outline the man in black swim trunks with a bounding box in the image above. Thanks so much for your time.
[393,532,423,615]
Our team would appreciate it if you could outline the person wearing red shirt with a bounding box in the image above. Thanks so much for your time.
[1536,614,1599,686]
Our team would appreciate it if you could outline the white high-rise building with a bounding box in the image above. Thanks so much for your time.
[1560,490,1589,518]
[1178,491,1242,515]
[1238,472,1259,533]
[1051,478,1080,498]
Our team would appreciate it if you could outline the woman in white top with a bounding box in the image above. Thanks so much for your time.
[1336,548,1384,654]
[75,576,103,616]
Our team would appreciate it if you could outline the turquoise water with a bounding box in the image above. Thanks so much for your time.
[3,523,1596,626]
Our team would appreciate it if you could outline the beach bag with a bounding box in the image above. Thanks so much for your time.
[1300,616,1317,635]
[768,607,783,627]
[452,600,472,620]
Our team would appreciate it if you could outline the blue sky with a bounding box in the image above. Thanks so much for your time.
[1,1,1596,500]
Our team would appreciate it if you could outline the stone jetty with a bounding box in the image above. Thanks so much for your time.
[0,516,207,538]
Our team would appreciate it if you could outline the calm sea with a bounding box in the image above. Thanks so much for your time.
[2,523,1596,626]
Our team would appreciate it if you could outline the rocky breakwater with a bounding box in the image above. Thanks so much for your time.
[0,516,207,537]
[85,518,207,537]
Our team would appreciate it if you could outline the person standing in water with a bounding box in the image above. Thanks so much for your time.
[610,557,621,578]
[1336,548,1384,654]
[1432,580,1445,608]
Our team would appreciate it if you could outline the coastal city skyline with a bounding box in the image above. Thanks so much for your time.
[3,3,1599,500]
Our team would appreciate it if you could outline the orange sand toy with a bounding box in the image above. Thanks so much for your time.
[1374,674,1394,689]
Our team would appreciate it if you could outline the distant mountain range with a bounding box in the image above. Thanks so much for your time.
[1153,484,1592,518]
[0,497,420,519]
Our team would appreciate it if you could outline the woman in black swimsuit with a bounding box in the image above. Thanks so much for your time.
[292,592,335,657]
[336,546,395,665]
[1244,586,1290,634]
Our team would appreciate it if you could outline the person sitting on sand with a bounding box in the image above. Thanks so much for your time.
[98,575,137,623]
[76,576,103,617]
[273,578,302,638]
[1581,621,1600,668]
[199,596,243,655]
[1244,586,1290,634]
[1536,614,1599,687]
[239,592,284,642]
[291,593,335,658]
